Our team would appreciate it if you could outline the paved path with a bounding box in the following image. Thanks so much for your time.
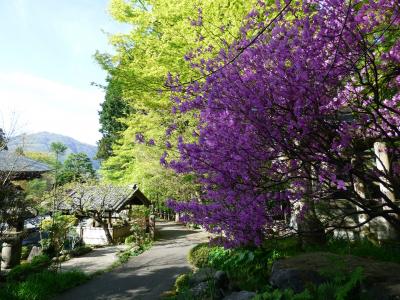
[57,221,209,300]
[61,245,127,274]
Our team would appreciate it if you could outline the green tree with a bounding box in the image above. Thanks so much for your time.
[0,128,8,150]
[41,213,77,260]
[96,78,130,160]
[97,0,255,204]
[58,153,96,184]
[50,142,67,160]
[50,142,67,184]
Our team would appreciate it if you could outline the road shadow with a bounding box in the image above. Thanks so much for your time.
[57,263,190,300]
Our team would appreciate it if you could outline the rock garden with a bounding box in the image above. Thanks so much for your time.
[166,238,400,300]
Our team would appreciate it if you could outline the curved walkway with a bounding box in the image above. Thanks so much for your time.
[57,221,209,300]
[61,245,128,273]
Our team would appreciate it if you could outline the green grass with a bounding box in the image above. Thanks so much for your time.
[0,270,89,300]
[261,236,400,264]
[304,238,400,263]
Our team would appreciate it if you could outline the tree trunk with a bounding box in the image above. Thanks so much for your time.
[99,220,113,244]
[297,166,326,248]
[297,213,326,248]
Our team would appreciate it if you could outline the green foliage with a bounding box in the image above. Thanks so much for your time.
[208,247,271,291]
[20,245,32,261]
[50,142,67,156]
[1,269,88,300]
[96,78,130,160]
[40,213,77,257]
[69,246,92,257]
[187,243,213,268]
[0,127,7,150]
[125,235,135,245]
[7,255,51,283]
[305,237,400,264]
[116,240,153,265]
[58,152,96,184]
[174,273,190,293]
[254,267,363,300]
[98,0,256,204]
[254,287,313,300]
[50,141,66,157]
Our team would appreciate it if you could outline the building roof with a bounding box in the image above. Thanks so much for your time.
[60,184,150,214]
[0,151,52,179]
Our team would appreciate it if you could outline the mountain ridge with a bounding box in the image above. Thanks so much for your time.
[8,132,100,169]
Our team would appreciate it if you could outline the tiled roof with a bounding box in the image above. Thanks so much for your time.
[0,151,52,173]
[61,184,150,213]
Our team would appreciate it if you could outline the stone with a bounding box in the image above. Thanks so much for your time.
[270,268,327,293]
[270,252,400,298]
[189,267,216,285]
[190,281,209,298]
[27,246,42,262]
[222,291,256,300]
[214,270,229,290]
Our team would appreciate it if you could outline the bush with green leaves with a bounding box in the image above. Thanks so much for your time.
[174,273,190,293]
[7,254,52,283]
[40,213,77,258]
[20,245,32,261]
[69,245,92,257]
[125,235,135,245]
[306,237,400,264]
[208,247,272,291]
[0,269,89,300]
[188,243,213,268]
[254,266,364,300]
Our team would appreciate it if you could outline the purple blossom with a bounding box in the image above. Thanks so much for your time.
[166,0,400,247]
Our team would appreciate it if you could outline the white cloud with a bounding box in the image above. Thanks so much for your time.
[0,72,103,145]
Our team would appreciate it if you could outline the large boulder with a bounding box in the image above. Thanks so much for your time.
[222,291,256,300]
[189,267,216,285]
[214,270,229,290]
[190,281,209,298]
[270,252,400,298]
[270,268,327,293]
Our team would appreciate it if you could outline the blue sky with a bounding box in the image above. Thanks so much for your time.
[0,0,129,145]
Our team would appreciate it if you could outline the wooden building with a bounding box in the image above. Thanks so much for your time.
[0,151,52,269]
[60,184,151,245]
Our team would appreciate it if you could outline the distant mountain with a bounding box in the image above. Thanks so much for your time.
[8,132,100,169]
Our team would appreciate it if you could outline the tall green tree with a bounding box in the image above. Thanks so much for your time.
[97,0,255,203]
[58,153,96,184]
[0,128,8,150]
[96,78,130,160]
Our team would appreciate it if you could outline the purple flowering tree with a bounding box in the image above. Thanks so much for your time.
[166,0,400,247]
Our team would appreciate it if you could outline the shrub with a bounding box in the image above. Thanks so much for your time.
[207,246,280,291]
[7,255,51,283]
[125,235,135,245]
[20,246,32,261]
[187,243,213,268]
[254,266,364,300]
[70,246,92,257]
[174,273,190,293]
[1,270,88,300]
